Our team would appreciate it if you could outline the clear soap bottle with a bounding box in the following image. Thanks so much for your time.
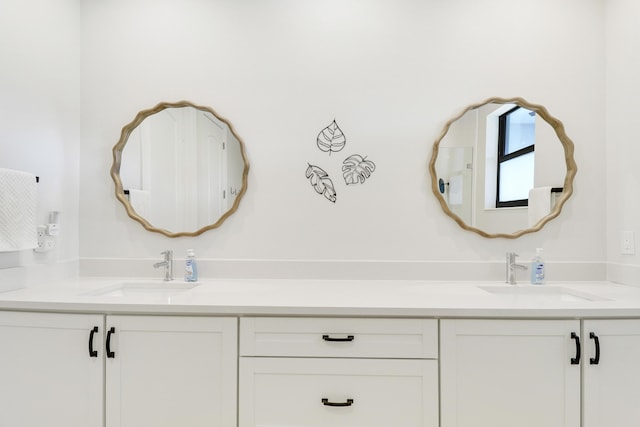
[184,249,198,282]
[530,248,545,285]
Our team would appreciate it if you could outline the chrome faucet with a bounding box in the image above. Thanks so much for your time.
[153,250,173,281]
[506,252,528,285]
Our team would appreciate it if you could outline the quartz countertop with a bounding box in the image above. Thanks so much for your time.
[1,278,640,318]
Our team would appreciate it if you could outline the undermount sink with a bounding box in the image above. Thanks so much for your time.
[477,285,607,302]
[84,281,199,297]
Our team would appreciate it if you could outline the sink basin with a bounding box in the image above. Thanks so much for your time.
[84,281,199,297]
[477,285,607,302]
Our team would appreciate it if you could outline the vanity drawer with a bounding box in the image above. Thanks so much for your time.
[240,317,437,358]
[239,357,438,427]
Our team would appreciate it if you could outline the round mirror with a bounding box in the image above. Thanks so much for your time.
[110,101,249,237]
[429,97,576,238]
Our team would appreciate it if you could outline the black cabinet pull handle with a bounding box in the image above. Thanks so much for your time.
[322,334,354,342]
[322,398,354,407]
[88,326,99,357]
[106,327,116,358]
[571,332,581,365]
[590,332,600,365]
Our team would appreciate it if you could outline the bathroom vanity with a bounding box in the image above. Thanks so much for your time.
[1,279,639,427]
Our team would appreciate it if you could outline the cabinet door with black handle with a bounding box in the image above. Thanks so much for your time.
[583,319,640,427]
[104,315,237,427]
[0,311,104,427]
[440,319,581,427]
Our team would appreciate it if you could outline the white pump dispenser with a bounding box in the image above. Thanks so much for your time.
[530,248,545,284]
[184,249,198,282]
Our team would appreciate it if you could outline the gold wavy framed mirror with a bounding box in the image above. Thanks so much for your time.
[429,96,577,239]
[110,100,249,237]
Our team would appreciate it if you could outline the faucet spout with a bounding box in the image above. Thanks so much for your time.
[506,252,528,285]
[153,250,173,281]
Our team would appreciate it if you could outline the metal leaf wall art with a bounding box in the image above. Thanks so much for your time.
[342,154,376,185]
[317,120,346,155]
[305,164,337,203]
[306,119,377,203]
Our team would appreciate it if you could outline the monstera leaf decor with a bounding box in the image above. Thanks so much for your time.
[342,154,376,185]
[317,120,346,155]
[305,164,337,203]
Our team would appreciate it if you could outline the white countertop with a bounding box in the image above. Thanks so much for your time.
[1,278,640,318]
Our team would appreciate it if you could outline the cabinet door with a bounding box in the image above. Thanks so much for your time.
[0,311,104,427]
[105,315,237,427]
[240,357,438,427]
[583,319,640,427]
[440,319,581,427]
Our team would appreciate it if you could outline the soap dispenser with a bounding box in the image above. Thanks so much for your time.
[184,249,198,282]
[530,248,545,285]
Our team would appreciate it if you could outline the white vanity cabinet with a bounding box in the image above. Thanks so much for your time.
[440,319,582,427]
[239,317,439,427]
[583,319,640,427]
[7,291,640,427]
[0,311,104,427]
[104,315,237,427]
[0,311,237,427]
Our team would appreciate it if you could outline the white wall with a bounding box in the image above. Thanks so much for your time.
[77,0,607,280]
[5,0,637,284]
[606,0,640,284]
[0,0,81,283]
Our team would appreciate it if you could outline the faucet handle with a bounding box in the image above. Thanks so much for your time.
[160,250,173,258]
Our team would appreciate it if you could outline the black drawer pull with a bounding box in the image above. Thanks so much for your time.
[590,332,600,365]
[322,334,354,342]
[570,332,581,365]
[322,398,354,407]
[88,326,99,357]
[106,327,116,358]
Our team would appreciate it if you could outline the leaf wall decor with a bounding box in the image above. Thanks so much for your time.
[305,163,337,203]
[317,120,346,155]
[342,154,376,185]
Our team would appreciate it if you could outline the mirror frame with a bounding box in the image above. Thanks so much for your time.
[428,96,577,239]
[110,100,250,238]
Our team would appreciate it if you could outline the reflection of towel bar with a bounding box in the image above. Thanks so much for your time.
[437,181,562,196]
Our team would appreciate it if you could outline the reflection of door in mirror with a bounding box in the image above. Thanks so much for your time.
[112,101,249,238]
[197,111,225,226]
[120,107,239,232]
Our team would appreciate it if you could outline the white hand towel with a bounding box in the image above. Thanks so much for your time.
[0,168,38,252]
[528,186,553,227]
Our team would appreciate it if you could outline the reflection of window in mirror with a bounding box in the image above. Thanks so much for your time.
[496,106,535,208]
[430,96,576,238]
